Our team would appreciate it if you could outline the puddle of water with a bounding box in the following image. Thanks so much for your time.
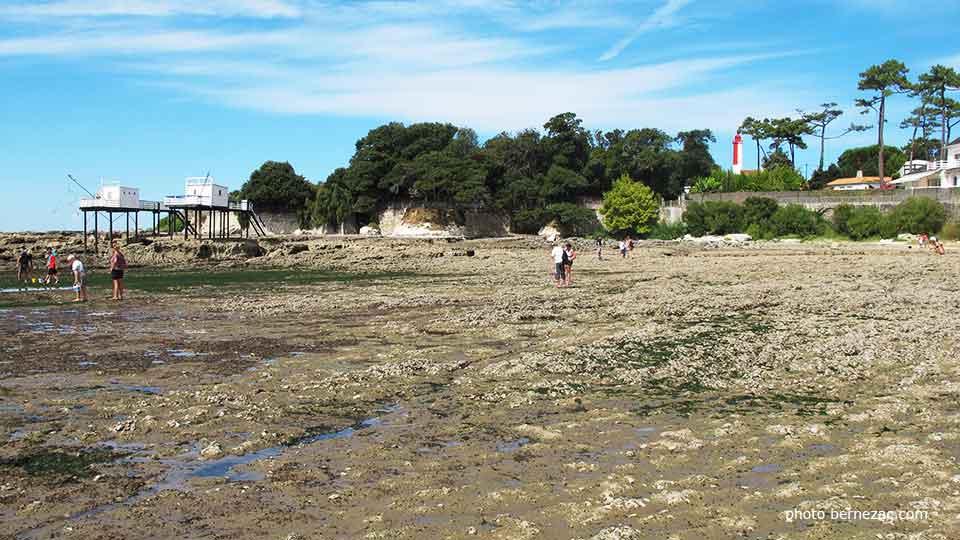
[166,349,198,358]
[78,361,98,367]
[289,352,306,357]
[0,287,74,294]
[636,426,657,436]
[751,463,783,474]
[497,437,531,452]
[20,404,401,539]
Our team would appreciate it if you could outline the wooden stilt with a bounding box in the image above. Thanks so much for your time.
[83,211,88,252]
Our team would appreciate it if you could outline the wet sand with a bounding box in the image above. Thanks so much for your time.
[1,238,958,539]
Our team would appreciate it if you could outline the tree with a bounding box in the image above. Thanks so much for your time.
[763,149,793,170]
[765,117,813,166]
[856,59,911,184]
[239,161,315,213]
[599,175,660,236]
[836,145,908,179]
[676,129,717,186]
[801,103,869,171]
[739,117,768,170]
[899,101,940,163]
[916,65,960,161]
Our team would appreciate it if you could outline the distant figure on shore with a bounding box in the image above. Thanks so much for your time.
[44,249,59,286]
[595,236,603,260]
[626,236,634,255]
[109,241,127,300]
[550,241,566,288]
[16,247,33,283]
[563,242,577,286]
[918,233,929,249]
[67,254,88,302]
[618,240,627,258]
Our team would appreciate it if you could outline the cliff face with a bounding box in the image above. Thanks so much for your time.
[376,202,509,238]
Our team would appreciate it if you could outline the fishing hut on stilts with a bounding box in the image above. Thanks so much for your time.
[77,176,265,254]
[163,177,266,241]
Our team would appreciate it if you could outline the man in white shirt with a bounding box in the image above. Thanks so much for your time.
[550,242,565,288]
[67,255,88,302]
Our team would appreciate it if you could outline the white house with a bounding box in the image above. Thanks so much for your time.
[79,184,140,209]
[164,177,229,208]
[892,138,960,189]
[826,171,889,191]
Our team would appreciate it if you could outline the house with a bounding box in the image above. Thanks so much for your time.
[163,177,230,208]
[892,138,960,189]
[826,171,889,191]
[79,184,140,209]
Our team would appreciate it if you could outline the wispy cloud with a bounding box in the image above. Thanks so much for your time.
[0,0,805,135]
[0,0,301,18]
[599,0,693,61]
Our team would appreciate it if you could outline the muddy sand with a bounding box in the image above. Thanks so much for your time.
[1,235,958,540]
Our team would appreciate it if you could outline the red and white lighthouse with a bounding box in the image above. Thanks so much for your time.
[732,133,743,174]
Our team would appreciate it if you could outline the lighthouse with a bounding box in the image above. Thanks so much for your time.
[732,133,743,174]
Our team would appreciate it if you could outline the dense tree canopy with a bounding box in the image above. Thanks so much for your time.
[311,113,716,231]
[238,161,315,213]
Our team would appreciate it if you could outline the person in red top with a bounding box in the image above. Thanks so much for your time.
[109,241,128,300]
[44,249,59,285]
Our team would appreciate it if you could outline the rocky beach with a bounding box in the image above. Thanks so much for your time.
[1,233,958,539]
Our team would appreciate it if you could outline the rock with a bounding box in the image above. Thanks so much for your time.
[200,442,223,459]
[898,233,917,241]
[287,243,308,255]
[724,233,752,242]
[196,244,213,259]
[538,222,562,242]
[359,226,381,236]
[515,423,561,441]
[583,526,644,540]
[879,238,895,244]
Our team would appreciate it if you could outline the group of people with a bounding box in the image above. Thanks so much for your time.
[594,236,634,260]
[11,241,128,302]
[550,241,577,287]
[917,233,946,255]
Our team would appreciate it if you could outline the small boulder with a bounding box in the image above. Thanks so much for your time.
[200,442,223,459]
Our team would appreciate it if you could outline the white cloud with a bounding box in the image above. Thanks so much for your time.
[142,53,803,134]
[599,0,693,61]
[0,0,301,19]
[0,29,297,55]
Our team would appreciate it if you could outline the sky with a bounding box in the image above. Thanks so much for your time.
[1,0,959,231]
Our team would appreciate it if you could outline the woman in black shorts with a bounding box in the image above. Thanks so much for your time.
[109,241,128,300]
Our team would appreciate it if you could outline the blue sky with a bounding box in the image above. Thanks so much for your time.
[1,0,959,231]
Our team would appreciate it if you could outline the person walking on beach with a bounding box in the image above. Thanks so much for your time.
[16,247,34,283]
[626,236,634,256]
[618,239,627,258]
[595,236,603,260]
[109,241,127,300]
[563,242,577,286]
[550,241,566,288]
[67,254,87,302]
[44,249,59,286]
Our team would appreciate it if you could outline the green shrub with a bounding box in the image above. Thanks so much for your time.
[745,222,774,240]
[845,207,883,240]
[888,197,947,235]
[832,203,855,236]
[599,175,660,236]
[683,202,709,236]
[545,202,598,235]
[648,221,688,240]
[940,221,960,241]
[683,201,744,236]
[512,208,545,234]
[743,197,779,228]
[878,216,898,239]
[770,204,824,237]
